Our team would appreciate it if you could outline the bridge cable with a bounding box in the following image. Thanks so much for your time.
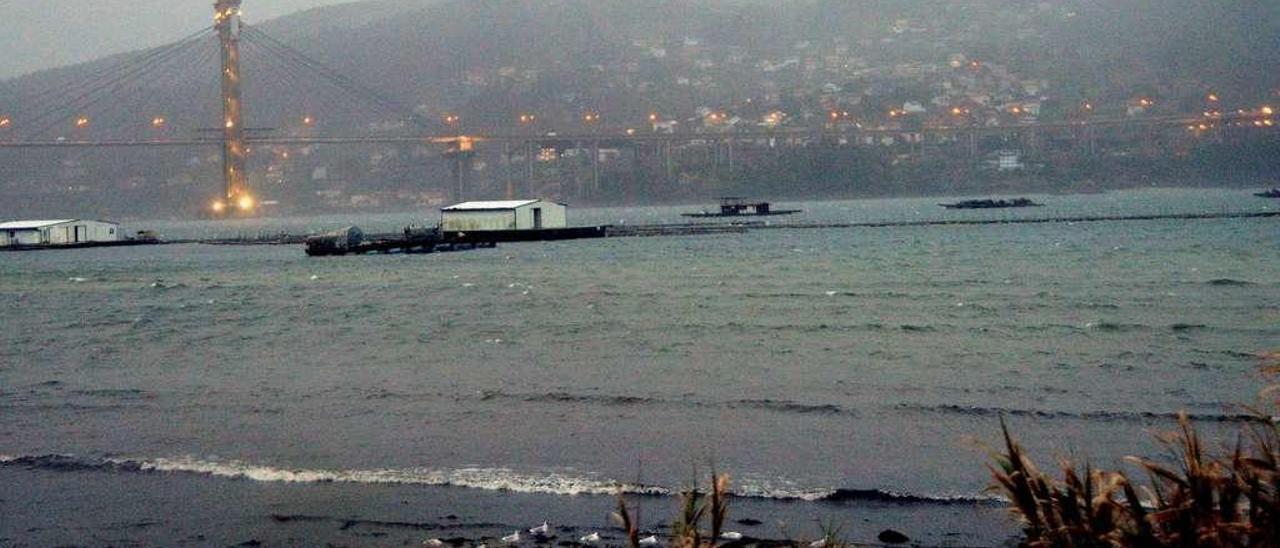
[6,27,215,133]
[21,30,216,139]
[239,25,429,129]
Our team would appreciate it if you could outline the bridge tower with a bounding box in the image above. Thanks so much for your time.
[214,0,251,213]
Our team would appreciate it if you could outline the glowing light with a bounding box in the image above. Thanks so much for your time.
[302,116,315,126]
[518,113,536,124]
[1082,102,1094,111]
[1138,98,1154,107]
[225,119,235,129]
[1207,93,1219,102]
[151,116,167,128]
[625,128,636,135]
[648,113,660,122]
[1263,106,1274,116]
[1265,119,1274,127]
[0,117,10,128]
[211,200,227,214]
[582,112,600,123]
[75,117,90,128]
[237,194,255,211]
[443,114,460,126]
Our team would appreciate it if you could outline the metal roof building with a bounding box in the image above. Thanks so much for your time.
[0,219,121,247]
[440,200,567,231]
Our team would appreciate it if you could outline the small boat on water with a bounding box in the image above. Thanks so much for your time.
[682,197,801,218]
[1254,188,1280,198]
[939,197,1042,209]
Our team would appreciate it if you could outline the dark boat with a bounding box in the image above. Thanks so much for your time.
[940,198,1042,209]
[1254,188,1280,198]
[682,197,802,218]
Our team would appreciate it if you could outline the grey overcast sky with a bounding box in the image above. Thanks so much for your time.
[0,0,355,80]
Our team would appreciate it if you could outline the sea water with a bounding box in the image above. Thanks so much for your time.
[1,188,1277,546]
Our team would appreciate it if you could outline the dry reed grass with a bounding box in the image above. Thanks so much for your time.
[988,358,1280,547]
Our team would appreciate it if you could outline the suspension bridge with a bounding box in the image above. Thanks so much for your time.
[0,1,1274,216]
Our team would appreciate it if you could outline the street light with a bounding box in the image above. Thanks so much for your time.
[443,114,460,127]
[0,117,10,128]
[302,115,316,127]
[582,112,600,124]
[75,117,90,128]
[151,116,167,128]
[518,113,536,125]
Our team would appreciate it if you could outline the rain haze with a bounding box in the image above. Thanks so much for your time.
[0,0,353,79]
[0,1,1278,547]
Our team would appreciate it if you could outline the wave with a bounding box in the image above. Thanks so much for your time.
[1205,278,1254,286]
[0,453,989,507]
[467,390,855,417]
[896,404,1273,424]
[0,453,670,497]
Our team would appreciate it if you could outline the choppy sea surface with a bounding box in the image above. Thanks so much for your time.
[2,188,1277,547]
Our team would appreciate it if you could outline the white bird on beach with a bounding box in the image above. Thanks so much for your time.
[638,536,660,545]
[808,539,826,548]
[423,539,445,547]
[579,532,601,543]
[501,531,521,543]
[528,522,550,536]
[720,531,743,540]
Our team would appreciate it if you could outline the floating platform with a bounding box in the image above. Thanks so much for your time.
[0,239,162,252]
[940,198,1042,209]
[683,197,801,218]
[1255,188,1280,198]
[443,226,609,243]
[306,226,498,256]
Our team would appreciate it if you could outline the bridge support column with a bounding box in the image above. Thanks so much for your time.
[215,0,250,213]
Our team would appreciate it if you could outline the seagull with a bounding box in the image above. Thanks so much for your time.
[501,531,521,543]
[720,532,743,540]
[579,532,601,543]
[638,536,660,545]
[808,539,826,548]
[423,540,445,547]
[528,522,550,536]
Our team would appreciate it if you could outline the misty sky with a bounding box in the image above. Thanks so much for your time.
[0,0,355,80]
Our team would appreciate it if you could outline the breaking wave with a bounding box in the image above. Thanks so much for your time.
[895,404,1274,424]
[0,453,990,506]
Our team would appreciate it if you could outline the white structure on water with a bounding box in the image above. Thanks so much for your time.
[0,219,121,247]
[440,200,567,231]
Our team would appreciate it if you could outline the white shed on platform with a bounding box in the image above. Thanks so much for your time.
[440,200,567,231]
[0,219,121,247]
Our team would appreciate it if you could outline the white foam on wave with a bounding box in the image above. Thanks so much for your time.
[3,453,995,505]
[112,455,672,497]
[733,474,836,501]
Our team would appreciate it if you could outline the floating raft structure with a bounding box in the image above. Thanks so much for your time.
[305,226,494,256]
[1255,188,1280,198]
[939,197,1042,209]
[682,197,802,218]
[305,226,616,256]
